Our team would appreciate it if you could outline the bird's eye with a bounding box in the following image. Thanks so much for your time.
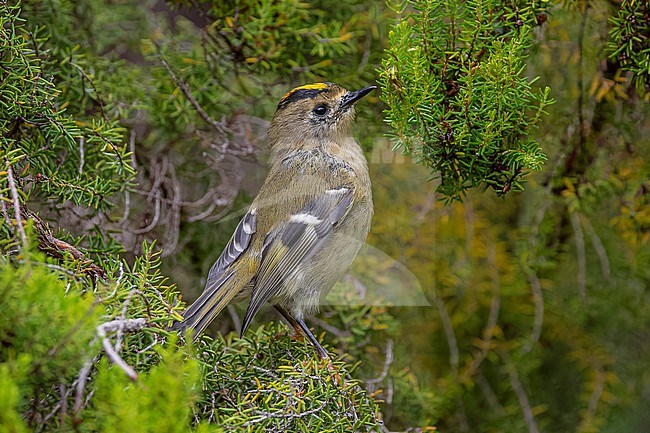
[312,105,328,116]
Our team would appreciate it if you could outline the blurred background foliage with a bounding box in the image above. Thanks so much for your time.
[1,0,649,432]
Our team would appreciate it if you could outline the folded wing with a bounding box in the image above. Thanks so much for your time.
[240,186,354,334]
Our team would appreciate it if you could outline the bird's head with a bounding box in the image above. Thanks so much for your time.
[268,82,376,151]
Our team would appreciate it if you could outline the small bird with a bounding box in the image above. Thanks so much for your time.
[174,82,375,358]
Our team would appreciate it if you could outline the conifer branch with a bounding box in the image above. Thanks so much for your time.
[154,42,230,137]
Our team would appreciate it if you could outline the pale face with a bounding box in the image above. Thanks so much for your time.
[270,83,375,143]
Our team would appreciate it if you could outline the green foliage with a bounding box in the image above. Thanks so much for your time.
[194,325,382,432]
[97,242,186,372]
[0,2,134,212]
[171,0,360,77]
[168,0,384,85]
[607,0,650,98]
[2,1,390,431]
[0,247,101,431]
[0,237,385,432]
[91,346,200,433]
[0,364,29,433]
[0,251,100,390]
[378,0,553,201]
[0,238,193,432]
[3,0,650,432]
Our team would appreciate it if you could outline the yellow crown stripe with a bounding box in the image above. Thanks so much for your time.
[280,82,328,104]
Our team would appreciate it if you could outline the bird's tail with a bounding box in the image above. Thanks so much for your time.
[172,270,243,340]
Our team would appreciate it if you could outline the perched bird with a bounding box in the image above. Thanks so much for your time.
[174,82,375,358]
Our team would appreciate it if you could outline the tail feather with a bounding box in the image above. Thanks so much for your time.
[173,270,242,340]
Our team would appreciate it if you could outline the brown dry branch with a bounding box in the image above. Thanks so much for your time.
[21,207,107,282]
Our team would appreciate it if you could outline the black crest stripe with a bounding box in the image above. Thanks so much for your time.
[277,82,331,109]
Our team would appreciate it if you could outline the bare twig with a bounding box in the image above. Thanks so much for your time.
[366,339,394,393]
[73,358,95,415]
[308,316,352,340]
[119,129,137,226]
[78,136,85,175]
[97,318,147,381]
[162,160,181,257]
[502,353,539,433]
[6,164,27,247]
[569,211,587,303]
[118,289,140,348]
[468,242,501,374]
[581,215,612,283]
[455,399,470,432]
[586,361,605,422]
[135,335,160,355]
[131,196,161,234]
[356,30,372,73]
[185,200,218,222]
[476,371,505,415]
[342,273,368,299]
[523,270,544,354]
[39,384,69,430]
[130,186,228,208]
[524,194,549,354]
[0,193,12,227]
[434,296,459,376]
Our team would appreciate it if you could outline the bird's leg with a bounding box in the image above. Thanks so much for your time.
[272,305,303,339]
[273,305,329,359]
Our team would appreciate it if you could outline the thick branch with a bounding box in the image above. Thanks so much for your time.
[22,208,107,282]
